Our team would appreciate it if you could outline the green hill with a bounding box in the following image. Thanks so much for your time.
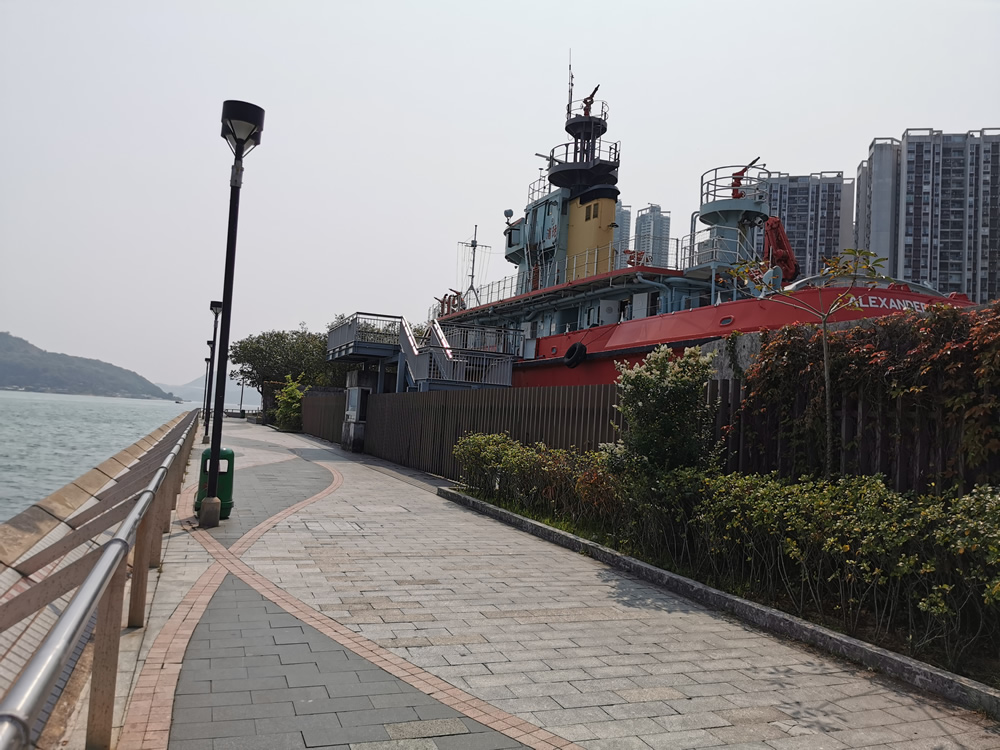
[0,332,175,400]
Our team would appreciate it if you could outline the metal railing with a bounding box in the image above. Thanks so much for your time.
[412,347,513,386]
[0,413,198,750]
[527,175,553,203]
[328,313,402,352]
[430,239,684,319]
[549,139,620,167]
[700,164,771,205]
[679,227,761,268]
[566,98,609,121]
[437,323,523,356]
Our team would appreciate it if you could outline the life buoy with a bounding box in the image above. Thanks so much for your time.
[563,342,587,369]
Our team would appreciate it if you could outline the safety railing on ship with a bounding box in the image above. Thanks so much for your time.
[548,139,620,167]
[679,227,762,268]
[0,412,199,750]
[566,98,610,121]
[527,175,552,203]
[437,323,524,356]
[430,238,684,320]
[700,164,771,205]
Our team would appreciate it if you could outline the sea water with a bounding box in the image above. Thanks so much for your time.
[0,391,190,521]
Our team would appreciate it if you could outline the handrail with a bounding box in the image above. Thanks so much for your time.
[0,413,198,750]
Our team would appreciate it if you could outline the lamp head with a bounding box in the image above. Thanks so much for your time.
[221,100,265,157]
[210,300,223,315]
[205,357,211,363]
[207,340,214,348]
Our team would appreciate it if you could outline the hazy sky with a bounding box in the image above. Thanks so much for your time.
[2,0,998,385]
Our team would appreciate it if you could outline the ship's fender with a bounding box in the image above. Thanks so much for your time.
[564,342,587,368]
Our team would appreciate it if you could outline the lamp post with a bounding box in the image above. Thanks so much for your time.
[202,100,265,527]
[201,356,212,427]
[203,300,222,443]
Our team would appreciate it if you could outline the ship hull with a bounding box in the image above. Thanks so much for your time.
[512,286,973,387]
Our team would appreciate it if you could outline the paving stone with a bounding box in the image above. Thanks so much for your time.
[152,426,1000,750]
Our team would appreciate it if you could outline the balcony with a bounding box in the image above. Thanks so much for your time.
[327,313,402,363]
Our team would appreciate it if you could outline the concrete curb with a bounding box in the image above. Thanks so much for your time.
[437,485,1000,721]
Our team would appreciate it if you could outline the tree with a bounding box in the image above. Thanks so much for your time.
[229,323,344,398]
[729,248,885,476]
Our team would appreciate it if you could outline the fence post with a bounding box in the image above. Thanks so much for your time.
[86,556,127,750]
[127,502,154,628]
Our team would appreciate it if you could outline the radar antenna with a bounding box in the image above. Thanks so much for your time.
[460,225,490,307]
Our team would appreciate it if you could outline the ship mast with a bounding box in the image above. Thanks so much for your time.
[566,53,574,120]
[460,225,489,306]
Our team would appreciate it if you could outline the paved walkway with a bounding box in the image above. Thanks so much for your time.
[107,421,999,750]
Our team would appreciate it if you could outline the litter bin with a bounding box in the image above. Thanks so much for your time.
[195,448,235,520]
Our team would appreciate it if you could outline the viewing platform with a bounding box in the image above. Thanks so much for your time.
[3,420,999,749]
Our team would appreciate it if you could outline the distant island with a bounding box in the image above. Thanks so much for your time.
[0,332,176,400]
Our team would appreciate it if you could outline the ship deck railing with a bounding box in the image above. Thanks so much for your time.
[429,240,682,320]
[700,164,771,205]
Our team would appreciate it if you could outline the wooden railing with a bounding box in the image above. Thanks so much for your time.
[0,411,199,749]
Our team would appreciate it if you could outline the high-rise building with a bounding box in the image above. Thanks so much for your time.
[634,204,671,266]
[614,201,631,251]
[856,129,1000,302]
[855,138,902,273]
[758,173,855,277]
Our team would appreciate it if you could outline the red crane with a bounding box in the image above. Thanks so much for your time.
[762,216,799,283]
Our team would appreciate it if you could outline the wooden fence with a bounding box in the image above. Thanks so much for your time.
[301,391,346,444]
[727,384,997,494]
[304,376,989,494]
[364,385,622,479]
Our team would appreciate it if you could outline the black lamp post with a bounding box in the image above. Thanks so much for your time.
[202,326,218,443]
[201,356,212,429]
[203,299,222,442]
[204,100,265,521]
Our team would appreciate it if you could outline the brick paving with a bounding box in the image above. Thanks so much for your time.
[117,421,1000,750]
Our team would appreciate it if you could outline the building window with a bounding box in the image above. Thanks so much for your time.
[586,205,592,220]
[593,203,599,218]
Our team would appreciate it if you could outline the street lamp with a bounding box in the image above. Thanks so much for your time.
[203,300,223,444]
[201,356,212,427]
[202,100,265,528]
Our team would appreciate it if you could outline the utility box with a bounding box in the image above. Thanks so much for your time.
[341,387,369,452]
[196,448,235,520]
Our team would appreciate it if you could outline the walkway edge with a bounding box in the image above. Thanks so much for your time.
[437,485,1000,721]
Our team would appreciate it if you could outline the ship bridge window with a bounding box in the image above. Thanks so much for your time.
[586,205,592,220]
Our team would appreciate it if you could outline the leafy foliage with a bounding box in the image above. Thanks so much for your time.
[731,248,885,475]
[274,373,310,431]
[453,431,1000,676]
[229,323,349,396]
[612,345,718,475]
[740,300,1000,490]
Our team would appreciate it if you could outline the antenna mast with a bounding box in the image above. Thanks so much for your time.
[566,51,574,119]
[460,225,490,307]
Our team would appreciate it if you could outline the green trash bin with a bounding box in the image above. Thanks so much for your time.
[195,448,235,520]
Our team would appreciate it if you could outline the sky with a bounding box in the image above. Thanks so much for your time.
[2,0,999,386]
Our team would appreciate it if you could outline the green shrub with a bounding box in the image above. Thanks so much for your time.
[454,429,1000,675]
[274,374,310,431]
[614,346,719,477]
